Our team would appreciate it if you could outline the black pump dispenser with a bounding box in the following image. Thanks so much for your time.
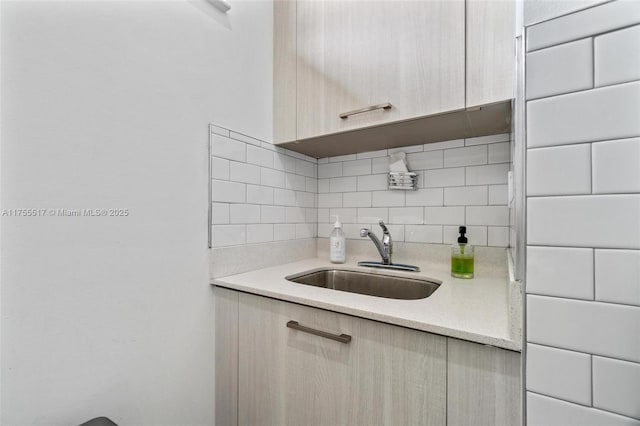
[457,226,468,244]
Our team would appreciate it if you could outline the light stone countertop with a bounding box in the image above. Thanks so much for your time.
[212,243,522,352]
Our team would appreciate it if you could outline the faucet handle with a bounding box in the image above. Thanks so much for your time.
[378,220,389,234]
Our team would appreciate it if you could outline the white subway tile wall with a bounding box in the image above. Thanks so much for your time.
[526,5,640,423]
[211,128,318,247]
[316,134,512,247]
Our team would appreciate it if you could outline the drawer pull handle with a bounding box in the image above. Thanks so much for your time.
[339,102,392,119]
[286,320,352,344]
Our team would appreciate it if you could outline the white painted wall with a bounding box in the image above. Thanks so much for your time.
[0,0,272,424]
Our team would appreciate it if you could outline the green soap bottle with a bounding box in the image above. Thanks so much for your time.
[451,226,474,279]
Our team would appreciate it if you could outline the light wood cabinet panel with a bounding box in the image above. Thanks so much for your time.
[273,0,297,144]
[447,338,521,426]
[215,287,239,426]
[237,292,447,426]
[295,0,465,141]
[466,0,516,107]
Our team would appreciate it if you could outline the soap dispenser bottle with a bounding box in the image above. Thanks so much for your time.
[329,215,346,263]
[451,226,474,278]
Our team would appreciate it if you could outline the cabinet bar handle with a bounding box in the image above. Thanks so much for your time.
[286,320,352,344]
[339,102,392,119]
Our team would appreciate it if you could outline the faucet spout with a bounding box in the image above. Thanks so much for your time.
[360,221,393,264]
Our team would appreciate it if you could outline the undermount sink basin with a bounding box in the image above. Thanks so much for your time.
[285,268,440,300]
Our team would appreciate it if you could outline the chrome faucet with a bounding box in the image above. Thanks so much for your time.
[360,220,393,264]
[359,221,419,272]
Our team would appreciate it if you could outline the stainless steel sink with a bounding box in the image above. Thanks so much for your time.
[285,268,440,300]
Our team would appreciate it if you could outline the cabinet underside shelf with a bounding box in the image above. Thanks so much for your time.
[279,100,512,158]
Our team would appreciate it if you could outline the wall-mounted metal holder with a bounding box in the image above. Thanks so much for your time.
[388,172,418,190]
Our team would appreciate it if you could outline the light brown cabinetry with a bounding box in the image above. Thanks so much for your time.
[273,0,515,157]
[215,288,521,426]
[295,0,465,141]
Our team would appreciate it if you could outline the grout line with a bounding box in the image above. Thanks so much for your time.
[592,248,596,301]
[526,292,640,309]
[527,21,639,54]
[527,135,640,151]
[590,354,594,406]
[591,36,596,89]
[525,390,640,420]
[525,77,640,102]
[527,192,640,198]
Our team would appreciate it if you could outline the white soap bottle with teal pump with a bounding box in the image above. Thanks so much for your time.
[329,215,346,263]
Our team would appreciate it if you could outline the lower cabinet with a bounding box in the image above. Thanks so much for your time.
[215,288,520,426]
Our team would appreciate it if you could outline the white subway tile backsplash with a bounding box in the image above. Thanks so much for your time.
[212,134,246,162]
[273,154,296,173]
[405,225,443,243]
[371,191,405,207]
[424,167,465,187]
[317,193,342,208]
[212,180,245,203]
[526,0,640,52]
[295,191,315,208]
[342,223,372,239]
[318,162,342,178]
[211,202,230,224]
[527,295,640,362]
[526,38,593,100]
[212,225,246,247]
[527,195,640,248]
[527,81,640,148]
[593,356,640,419]
[261,205,286,224]
[230,204,261,224]
[383,224,405,242]
[305,177,317,193]
[211,157,230,180]
[342,159,372,176]
[357,207,388,223]
[329,153,357,163]
[389,145,423,154]
[328,208,357,224]
[295,159,316,178]
[388,207,424,224]
[318,179,330,193]
[466,163,510,185]
[329,176,357,193]
[246,145,274,168]
[285,173,306,191]
[371,157,389,174]
[466,206,509,226]
[357,174,388,191]
[424,207,465,225]
[592,138,640,194]
[488,142,511,164]
[406,150,444,170]
[210,124,230,137]
[230,131,262,147]
[444,186,487,206]
[595,25,640,87]
[465,133,510,146]
[246,185,273,205]
[526,344,592,405]
[247,224,274,244]
[443,145,487,167]
[274,224,296,241]
[260,168,285,188]
[423,138,465,151]
[285,207,306,224]
[317,208,330,223]
[487,226,510,247]
[595,249,640,306]
[295,223,316,239]
[273,188,296,206]
[305,208,317,223]
[444,225,487,246]
[230,161,261,184]
[406,188,444,207]
[488,185,508,205]
[527,392,640,426]
[527,246,594,299]
[343,191,372,208]
[527,144,591,196]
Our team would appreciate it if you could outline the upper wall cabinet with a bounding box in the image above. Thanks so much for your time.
[466,0,516,107]
[274,0,515,156]
[295,0,465,141]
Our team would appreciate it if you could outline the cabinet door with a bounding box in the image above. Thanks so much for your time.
[447,338,521,426]
[296,0,465,141]
[238,292,446,426]
[466,0,515,107]
[215,287,239,426]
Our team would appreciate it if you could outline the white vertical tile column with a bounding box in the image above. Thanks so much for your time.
[526,3,640,424]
